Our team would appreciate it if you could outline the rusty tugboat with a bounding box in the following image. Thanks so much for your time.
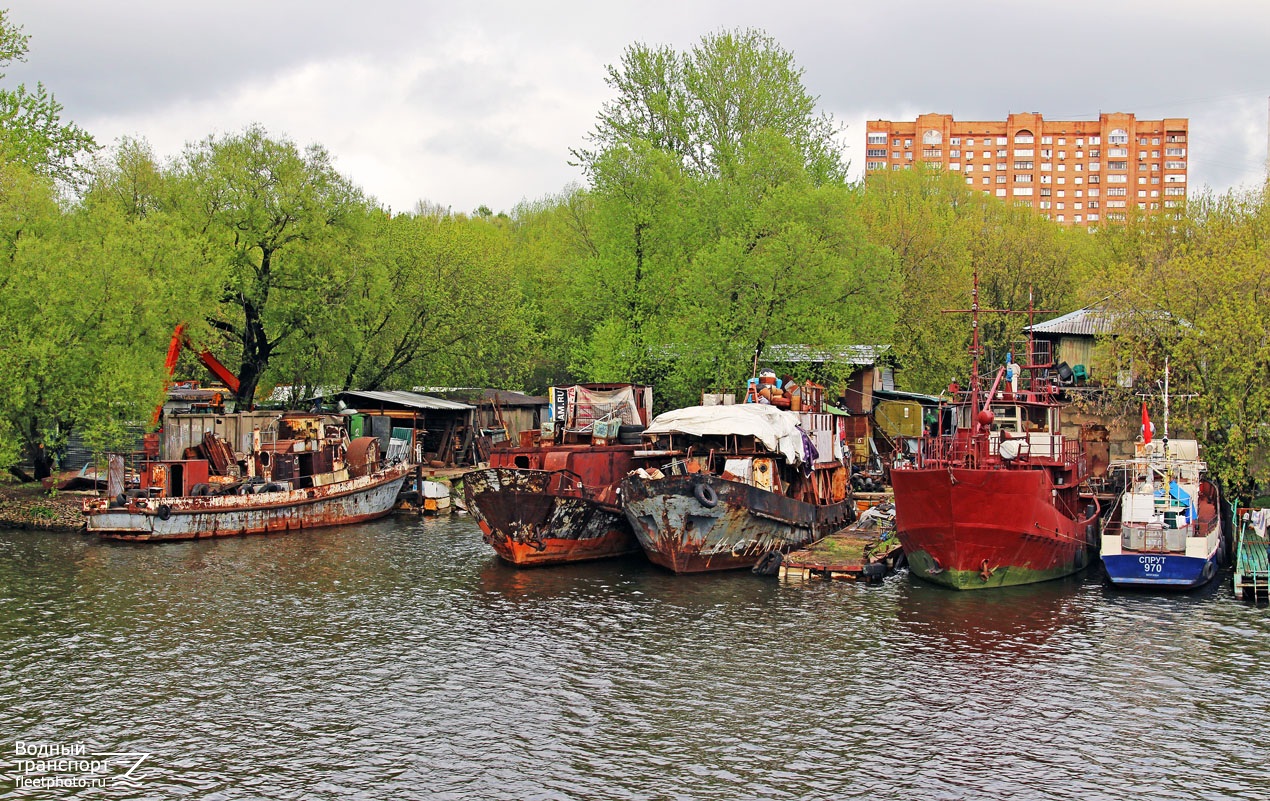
[464,384,655,566]
[620,378,854,573]
[890,278,1099,589]
[83,414,411,541]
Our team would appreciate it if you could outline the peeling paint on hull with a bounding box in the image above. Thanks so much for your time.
[84,464,411,541]
[465,467,640,567]
[620,473,854,574]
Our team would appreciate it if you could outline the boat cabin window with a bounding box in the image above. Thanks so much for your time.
[1023,405,1049,433]
[990,405,1022,433]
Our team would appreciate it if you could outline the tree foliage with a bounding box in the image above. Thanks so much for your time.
[575,28,844,183]
[0,10,95,184]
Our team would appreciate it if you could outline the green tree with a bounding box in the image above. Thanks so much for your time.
[0,10,96,184]
[575,28,844,183]
[1092,189,1270,494]
[172,125,368,408]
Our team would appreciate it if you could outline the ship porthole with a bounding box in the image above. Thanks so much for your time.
[694,483,718,508]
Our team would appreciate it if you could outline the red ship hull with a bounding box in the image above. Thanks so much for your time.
[892,466,1094,589]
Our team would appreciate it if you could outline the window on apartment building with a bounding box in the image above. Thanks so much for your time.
[1164,186,1185,195]
[1057,215,1065,222]
[1015,149,1034,157]
[996,149,1007,158]
[922,149,942,158]
[1057,178,1065,184]
[1108,200,1126,208]
[996,174,1006,183]
[1014,162,1033,170]
[893,138,902,146]
[1151,177,1160,184]
[1041,149,1052,158]
[1041,188,1052,197]
[1139,177,1147,184]
[893,151,901,158]
[1165,161,1186,170]
[1015,174,1033,183]
[951,137,961,145]
[1041,163,1052,171]
[951,163,961,171]
[1058,151,1066,159]
[996,137,1007,145]
[1057,190,1065,197]
[1164,200,1179,208]
[1089,176,1100,184]
[1152,150,1161,158]
[1151,163,1160,171]
[1014,132,1034,144]
[1138,190,1147,197]
[1109,147,1128,157]
[1139,138,1149,146]
[1090,149,1101,157]
[1013,187,1033,196]
[1108,175,1126,183]
[1088,213,1100,221]
[982,176,990,184]
[1088,201,1099,208]
[996,188,1007,197]
[950,149,961,158]
[904,139,912,147]
[906,152,914,160]
[1075,215,1083,223]
[965,138,975,146]
[1150,202,1159,210]
[1041,175,1052,184]
[1150,190,1159,197]
[965,164,974,173]
[923,130,942,144]
[1075,202,1083,210]
[1058,138,1066,145]
[996,162,1007,170]
[867,132,887,144]
[1058,165,1066,172]
[1041,136,1052,144]
[966,177,974,186]
[1088,188,1100,196]
[1040,201,1051,209]
[1089,136,1100,145]
[1152,137,1160,145]
[1074,164,1083,172]
[1166,134,1186,143]
[1075,177,1083,185]
[1108,129,1128,145]
[866,148,887,157]
[1108,161,1128,170]
[866,161,886,170]
[1108,187,1126,196]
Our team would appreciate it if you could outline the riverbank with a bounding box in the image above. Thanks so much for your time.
[0,481,86,531]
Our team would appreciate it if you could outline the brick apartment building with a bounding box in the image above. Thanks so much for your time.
[864,112,1188,226]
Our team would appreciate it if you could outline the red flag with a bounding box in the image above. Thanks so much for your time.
[1141,402,1152,444]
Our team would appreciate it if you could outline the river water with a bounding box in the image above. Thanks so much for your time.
[1,514,1267,800]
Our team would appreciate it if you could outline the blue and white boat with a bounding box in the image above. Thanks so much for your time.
[1101,362,1224,590]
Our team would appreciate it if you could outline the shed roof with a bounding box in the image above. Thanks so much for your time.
[1024,306,1115,337]
[329,389,474,411]
[764,344,890,365]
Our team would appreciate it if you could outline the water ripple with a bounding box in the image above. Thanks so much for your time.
[1,518,1268,800]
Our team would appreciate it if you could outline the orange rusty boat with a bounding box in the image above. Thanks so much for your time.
[84,413,410,541]
[465,384,654,567]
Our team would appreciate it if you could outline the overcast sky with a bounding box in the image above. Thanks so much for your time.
[5,1,1269,214]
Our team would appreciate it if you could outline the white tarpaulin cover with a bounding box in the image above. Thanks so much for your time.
[645,404,807,465]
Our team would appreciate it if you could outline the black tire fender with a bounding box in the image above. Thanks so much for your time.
[693,482,719,508]
[156,504,171,521]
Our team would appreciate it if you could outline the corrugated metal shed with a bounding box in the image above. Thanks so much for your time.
[331,390,474,411]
